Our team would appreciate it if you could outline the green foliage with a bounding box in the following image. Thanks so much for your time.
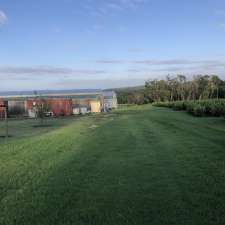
[186,102,195,114]
[146,75,225,103]
[116,88,148,105]
[208,101,225,116]
[35,99,50,119]
[192,104,206,117]
[115,75,225,104]
[0,117,78,142]
[114,75,225,105]
[153,99,225,117]
[173,101,187,110]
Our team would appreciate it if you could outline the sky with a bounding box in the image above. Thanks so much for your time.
[0,0,225,91]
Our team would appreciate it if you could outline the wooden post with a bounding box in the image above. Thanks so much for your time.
[0,104,8,138]
[5,107,8,139]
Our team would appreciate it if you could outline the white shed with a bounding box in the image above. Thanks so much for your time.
[103,91,118,110]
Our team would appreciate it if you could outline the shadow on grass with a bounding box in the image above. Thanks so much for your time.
[32,124,54,128]
[0,135,13,138]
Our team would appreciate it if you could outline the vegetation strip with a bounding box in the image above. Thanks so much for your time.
[153,99,225,117]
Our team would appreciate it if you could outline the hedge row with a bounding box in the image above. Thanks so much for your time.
[153,99,225,117]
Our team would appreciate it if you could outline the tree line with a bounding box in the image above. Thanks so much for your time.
[116,75,225,104]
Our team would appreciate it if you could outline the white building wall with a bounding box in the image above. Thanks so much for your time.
[103,91,118,110]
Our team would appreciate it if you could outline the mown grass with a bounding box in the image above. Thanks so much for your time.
[0,105,225,225]
[0,116,83,142]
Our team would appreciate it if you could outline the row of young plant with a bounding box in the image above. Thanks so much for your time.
[153,99,225,117]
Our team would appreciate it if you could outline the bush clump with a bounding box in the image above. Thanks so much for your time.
[192,104,206,117]
[153,99,225,117]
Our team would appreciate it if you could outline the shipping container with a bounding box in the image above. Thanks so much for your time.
[26,99,73,117]
[0,100,7,119]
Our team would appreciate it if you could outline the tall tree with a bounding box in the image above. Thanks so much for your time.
[177,75,187,101]
[210,75,221,99]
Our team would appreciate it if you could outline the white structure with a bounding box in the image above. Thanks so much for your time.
[28,109,36,118]
[80,107,88,114]
[90,100,101,113]
[103,91,118,110]
[73,108,80,115]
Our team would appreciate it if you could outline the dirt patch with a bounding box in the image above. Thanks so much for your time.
[89,125,99,129]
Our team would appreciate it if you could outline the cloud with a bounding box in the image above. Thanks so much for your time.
[132,59,223,65]
[88,0,147,17]
[98,59,225,79]
[55,78,145,89]
[119,0,147,7]
[128,48,146,52]
[153,64,225,75]
[52,26,62,33]
[0,65,106,77]
[221,23,225,28]
[215,9,225,16]
[109,0,147,10]
[96,59,224,66]
[0,10,8,25]
[96,60,126,64]
[127,69,144,73]
[106,2,123,11]
[1,59,224,91]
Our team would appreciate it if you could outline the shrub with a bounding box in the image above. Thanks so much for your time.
[173,101,186,111]
[209,101,225,116]
[186,102,195,114]
[192,104,206,117]
[152,102,170,107]
[153,99,225,117]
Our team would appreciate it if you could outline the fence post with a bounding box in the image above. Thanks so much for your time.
[0,104,8,139]
[5,107,8,139]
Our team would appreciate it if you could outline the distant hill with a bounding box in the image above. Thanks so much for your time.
[0,87,146,97]
[0,89,101,97]
[106,85,146,104]
[105,85,145,93]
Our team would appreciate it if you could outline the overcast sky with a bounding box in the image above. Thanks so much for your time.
[0,0,225,91]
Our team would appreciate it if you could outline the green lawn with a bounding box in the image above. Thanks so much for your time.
[0,105,225,225]
[0,116,81,142]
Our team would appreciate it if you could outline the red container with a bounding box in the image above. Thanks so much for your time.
[0,100,7,119]
[49,99,73,116]
[26,99,73,117]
